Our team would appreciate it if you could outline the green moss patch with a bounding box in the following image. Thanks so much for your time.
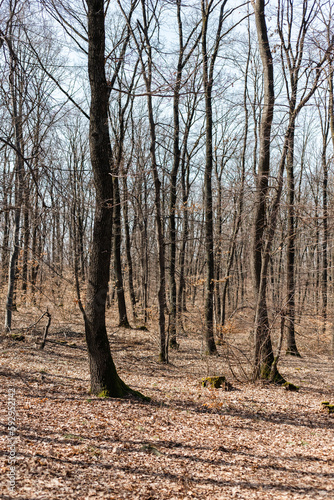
[97,389,110,398]
[10,334,25,341]
[202,376,225,389]
[282,382,299,392]
[321,402,334,413]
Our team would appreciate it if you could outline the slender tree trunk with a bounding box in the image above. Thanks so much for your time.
[169,0,183,349]
[21,186,30,296]
[252,0,276,379]
[5,40,24,331]
[286,125,300,356]
[201,0,226,355]
[134,0,167,361]
[1,155,11,287]
[122,173,137,319]
[328,35,334,355]
[113,171,130,328]
[322,140,328,335]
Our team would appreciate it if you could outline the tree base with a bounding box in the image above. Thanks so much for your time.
[118,320,132,329]
[205,348,219,356]
[256,361,299,391]
[158,352,168,363]
[94,378,149,401]
[169,338,179,349]
[286,348,301,357]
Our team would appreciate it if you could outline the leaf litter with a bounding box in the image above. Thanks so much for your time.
[0,320,334,499]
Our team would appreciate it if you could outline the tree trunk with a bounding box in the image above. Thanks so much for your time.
[135,0,167,361]
[113,171,130,328]
[85,0,139,398]
[285,126,300,356]
[5,37,24,332]
[122,173,137,319]
[201,0,226,355]
[252,0,276,379]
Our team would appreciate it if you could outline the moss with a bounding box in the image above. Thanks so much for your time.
[260,362,272,380]
[158,352,168,363]
[10,334,25,341]
[93,379,150,402]
[202,376,226,389]
[270,370,286,385]
[282,381,299,392]
[321,402,334,413]
[260,361,299,391]
[97,389,110,398]
[216,338,226,346]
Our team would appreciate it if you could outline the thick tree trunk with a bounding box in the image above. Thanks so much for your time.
[85,0,139,398]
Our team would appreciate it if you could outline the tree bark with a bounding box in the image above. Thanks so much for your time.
[168,0,183,349]
[85,0,140,398]
[285,125,300,356]
[5,32,24,331]
[201,0,226,355]
[252,0,276,379]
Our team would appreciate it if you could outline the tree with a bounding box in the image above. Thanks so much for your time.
[3,0,25,331]
[118,0,169,362]
[83,0,141,397]
[251,0,277,380]
[201,0,227,355]
[277,0,318,357]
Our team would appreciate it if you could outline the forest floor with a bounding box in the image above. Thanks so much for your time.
[0,302,334,499]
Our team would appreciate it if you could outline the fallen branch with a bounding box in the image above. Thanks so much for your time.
[39,310,52,350]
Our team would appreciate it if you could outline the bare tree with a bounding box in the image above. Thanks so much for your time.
[83,0,141,397]
[251,0,276,379]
